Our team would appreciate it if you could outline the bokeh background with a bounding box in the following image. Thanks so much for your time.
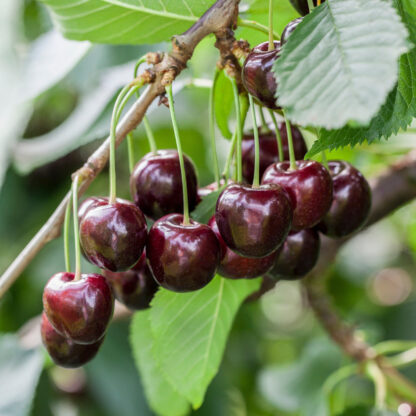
[0,0,416,415]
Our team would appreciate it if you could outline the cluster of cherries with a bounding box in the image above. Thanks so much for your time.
[40,5,370,369]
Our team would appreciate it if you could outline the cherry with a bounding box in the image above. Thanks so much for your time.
[269,229,320,280]
[262,160,333,231]
[242,124,307,183]
[242,41,281,110]
[317,161,371,238]
[41,312,103,368]
[43,272,114,344]
[215,183,292,258]
[281,18,303,45]
[197,179,229,200]
[130,150,198,220]
[80,199,147,272]
[146,213,220,292]
[289,0,323,16]
[77,196,108,223]
[102,252,158,310]
[208,216,277,279]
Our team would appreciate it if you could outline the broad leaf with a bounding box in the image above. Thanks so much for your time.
[214,70,234,140]
[40,0,215,44]
[191,188,223,224]
[150,276,260,408]
[307,0,416,156]
[130,313,190,416]
[0,335,44,416]
[273,0,409,129]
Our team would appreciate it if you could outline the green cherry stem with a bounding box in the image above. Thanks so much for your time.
[268,0,275,51]
[269,110,284,162]
[166,84,190,225]
[237,18,280,40]
[223,131,237,182]
[366,361,387,410]
[258,105,270,132]
[127,133,135,174]
[321,150,329,169]
[283,110,297,170]
[72,176,82,281]
[143,116,157,154]
[133,55,147,79]
[230,77,243,183]
[249,95,261,187]
[209,68,221,187]
[307,0,315,12]
[63,192,72,273]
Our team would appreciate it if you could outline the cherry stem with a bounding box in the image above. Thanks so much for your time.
[258,105,270,132]
[269,110,284,162]
[143,116,157,154]
[133,55,147,80]
[366,361,387,410]
[127,133,135,174]
[249,95,261,187]
[223,130,237,182]
[63,192,72,273]
[321,150,329,169]
[72,176,81,281]
[307,0,315,12]
[238,18,280,40]
[283,110,297,170]
[166,84,190,225]
[209,68,221,187]
[230,77,243,183]
[268,0,275,51]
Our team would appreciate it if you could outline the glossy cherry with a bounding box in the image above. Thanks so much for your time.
[197,179,229,200]
[281,18,303,45]
[146,213,220,292]
[242,124,307,183]
[102,252,158,310]
[317,161,371,238]
[41,312,103,368]
[208,216,277,279]
[289,0,324,16]
[130,150,198,220]
[215,183,292,258]
[78,196,108,223]
[269,228,320,280]
[80,199,147,272]
[43,272,114,344]
[262,160,333,231]
[242,41,281,109]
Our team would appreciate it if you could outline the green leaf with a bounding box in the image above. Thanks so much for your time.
[214,70,234,140]
[0,335,44,416]
[40,0,215,44]
[307,0,416,156]
[150,276,261,408]
[191,188,223,224]
[273,0,409,129]
[130,312,190,416]
[337,407,396,416]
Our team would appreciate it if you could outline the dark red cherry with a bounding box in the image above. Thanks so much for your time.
[281,18,303,45]
[197,179,229,200]
[317,161,371,238]
[269,229,320,280]
[80,199,147,272]
[102,252,158,310]
[242,41,281,109]
[208,216,277,279]
[289,0,323,16]
[262,160,332,231]
[77,196,108,223]
[146,214,220,292]
[242,124,307,183]
[41,312,103,368]
[43,272,114,344]
[215,183,292,258]
[130,150,198,220]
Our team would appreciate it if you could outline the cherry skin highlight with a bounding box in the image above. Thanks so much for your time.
[317,161,371,238]
[130,150,198,220]
[208,216,277,279]
[102,252,158,310]
[80,199,147,272]
[43,272,114,344]
[146,213,220,292]
[77,196,108,223]
[242,124,307,183]
[262,160,333,231]
[269,228,320,280]
[242,41,281,109]
[41,312,103,368]
[215,183,292,258]
[281,17,303,45]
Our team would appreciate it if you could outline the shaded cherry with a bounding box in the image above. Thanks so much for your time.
[215,183,292,258]
[262,160,333,231]
[281,17,303,44]
[242,41,281,109]
[41,312,103,368]
[289,0,323,16]
[43,272,114,344]
[197,179,229,201]
[242,123,307,183]
[130,150,198,220]
[102,252,158,310]
[208,216,277,279]
[317,161,371,238]
[269,228,320,280]
[80,199,147,272]
[146,213,220,292]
